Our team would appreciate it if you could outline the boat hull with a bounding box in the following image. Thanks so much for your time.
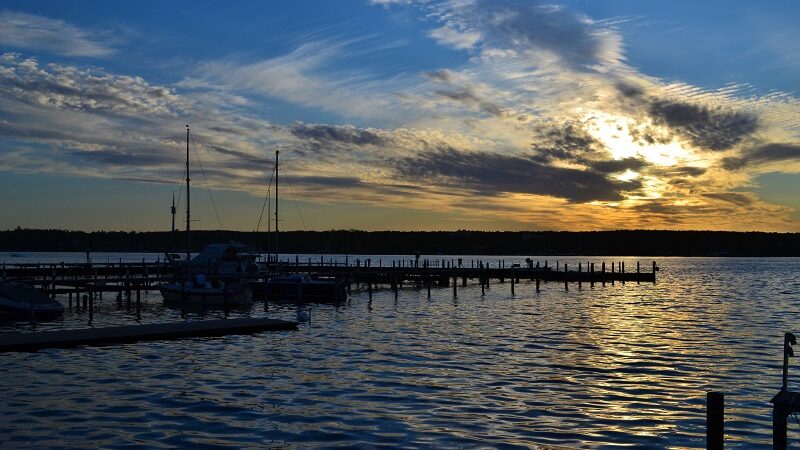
[256,278,346,303]
[0,283,64,321]
[158,283,252,306]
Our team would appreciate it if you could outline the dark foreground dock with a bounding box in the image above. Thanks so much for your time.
[0,318,297,352]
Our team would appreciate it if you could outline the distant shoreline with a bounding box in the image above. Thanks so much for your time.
[2,228,799,257]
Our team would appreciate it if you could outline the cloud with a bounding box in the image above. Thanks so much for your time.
[433,88,504,116]
[428,26,481,50]
[721,143,800,170]
[393,146,641,203]
[701,192,755,207]
[424,0,624,69]
[289,123,389,147]
[647,98,759,151]
[178,39,418,122]
[0,10,114,57]
[0,53,186,117]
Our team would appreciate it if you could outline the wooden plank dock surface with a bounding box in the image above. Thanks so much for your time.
[0,318,298,352]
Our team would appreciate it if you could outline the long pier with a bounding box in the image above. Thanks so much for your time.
[1,257,658,301]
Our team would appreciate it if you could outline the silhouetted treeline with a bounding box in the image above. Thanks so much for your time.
[2,228,800,256]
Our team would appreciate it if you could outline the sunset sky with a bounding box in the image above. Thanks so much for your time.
[1,0,799,231]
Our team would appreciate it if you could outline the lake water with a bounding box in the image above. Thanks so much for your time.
[1,254,799,448]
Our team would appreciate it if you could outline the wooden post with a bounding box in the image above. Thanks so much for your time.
[368,281,373,300]
[453,274,457,298]
[774,402,789,450]
[590,262,594,287]
[510,268,515,296]
[707,392,724,450]
[426,276,431,298]
[621,261,625,285]
[535,275,540,292]
[481,272,485,295]
[601,262,606,287]
[653,260,657,284]
[637,261,640,284]
[564,263,568,291]
[611,262,615,286]
[578,263,582,289]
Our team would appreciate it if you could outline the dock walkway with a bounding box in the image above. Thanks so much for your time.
[0,318,298,352]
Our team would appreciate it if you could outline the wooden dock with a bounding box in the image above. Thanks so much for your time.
[0,318,298,352]
[0,257,658,304]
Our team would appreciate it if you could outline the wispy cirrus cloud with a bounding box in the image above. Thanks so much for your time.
[0,10,114,57]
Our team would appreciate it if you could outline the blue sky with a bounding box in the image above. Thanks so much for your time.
[1,1,799,231]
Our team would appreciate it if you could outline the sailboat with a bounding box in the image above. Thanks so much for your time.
[158,126,252,307]
[263,150,346,303]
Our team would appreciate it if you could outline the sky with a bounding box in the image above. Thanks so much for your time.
[1,0,799,232]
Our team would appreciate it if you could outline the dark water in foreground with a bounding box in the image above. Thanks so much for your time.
[1,254,799,448]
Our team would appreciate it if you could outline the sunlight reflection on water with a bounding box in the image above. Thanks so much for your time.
[1,255,799,448]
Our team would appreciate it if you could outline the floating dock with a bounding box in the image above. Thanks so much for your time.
[0,317,297,352]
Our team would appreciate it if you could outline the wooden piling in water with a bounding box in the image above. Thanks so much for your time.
[637,261,640,284]
[707,392,724,450]
[510,268,515,296]
[564,263,568,291]
[601,262,606,286]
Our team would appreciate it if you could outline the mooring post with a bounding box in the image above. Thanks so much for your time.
[707,392,724,450]
[535,275,540,292]
[637,261,641,284]
[578,263,582,289]
[426,276,431,298]
[564,263,568,291]
[590,262,595,287]
[511,267,515,296]
[611,262,615,285]
[602,262,606,286]
[621,261,625,284]
[368,281,373,300]
[653,260,657,284]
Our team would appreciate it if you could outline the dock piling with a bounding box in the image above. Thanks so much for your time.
[707,392,724,450]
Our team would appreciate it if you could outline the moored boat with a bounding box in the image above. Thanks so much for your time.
[157,125,254,308]
[0,282,64,320]
[159,280,252,306]
[262,273,346,303]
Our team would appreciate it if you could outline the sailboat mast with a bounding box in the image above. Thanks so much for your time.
[171,192,176,232]
[274,149,279,265]
[186,125,191,266]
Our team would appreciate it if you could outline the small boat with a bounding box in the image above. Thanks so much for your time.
[264,273,346,303]
[0,282,64,320]
[159,280,252,306]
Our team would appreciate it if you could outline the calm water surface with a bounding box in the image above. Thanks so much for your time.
[1,254,799,448]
